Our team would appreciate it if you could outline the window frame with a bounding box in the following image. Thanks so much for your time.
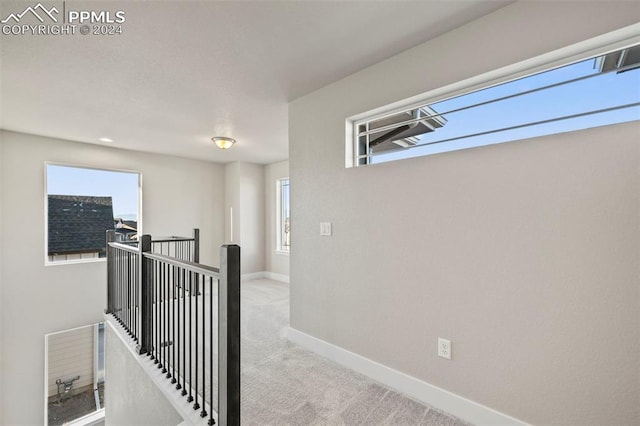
[276,177,290,254]
[346,25,640,168]
[44,322,107,425]
[44,162,143,266]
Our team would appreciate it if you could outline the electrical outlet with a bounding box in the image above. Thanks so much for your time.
[438,338,451,360]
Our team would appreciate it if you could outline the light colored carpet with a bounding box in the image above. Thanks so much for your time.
[240,279,469,426]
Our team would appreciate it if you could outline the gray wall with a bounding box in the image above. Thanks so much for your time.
[225,162,265,275]
[105,324,182,426]
[265,160,290,278]
[0,131,3,421]
[0,130,225,425]
[289,2,640,425]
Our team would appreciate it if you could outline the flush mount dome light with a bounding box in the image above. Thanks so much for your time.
[212,137,236,150]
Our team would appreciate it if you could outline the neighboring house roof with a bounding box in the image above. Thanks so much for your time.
[368,106,447,153]
[123,220,137,229]
[596,45,640,73]
[48,195,115,255]
[115,218,137,233]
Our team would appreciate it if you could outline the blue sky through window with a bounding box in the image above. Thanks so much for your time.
[373,54,640,163]
[47,165,139,219]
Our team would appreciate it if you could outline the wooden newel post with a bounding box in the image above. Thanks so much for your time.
[218,244,240,426]
[138,234,153,355]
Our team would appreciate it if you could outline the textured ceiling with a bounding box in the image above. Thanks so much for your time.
[0,1,511,164]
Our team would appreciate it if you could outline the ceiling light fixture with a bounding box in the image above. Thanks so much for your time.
[212,136,236,150]
[99,137,114,143]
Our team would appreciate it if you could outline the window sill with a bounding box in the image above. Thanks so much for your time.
[64,408,105,426]
[45,257,107,267]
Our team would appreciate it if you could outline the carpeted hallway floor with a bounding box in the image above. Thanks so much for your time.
[240,279,469,425]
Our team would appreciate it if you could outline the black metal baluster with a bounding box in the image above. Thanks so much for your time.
[151,259,160,364]
[114,250,118,322]
[187,271,194,403]
[136,251,140,341]
[167,263,172,379]
[133,252,137,341]
[124,251,128,332]
[158,259,162,364]
[126,252,131,335]
[176,265,181,389]
[153,260,159,364]
[166,262,171,377]
[181,268,187,396]
[169,264,175,382]
[158,260,162,367]
[118,250,122,325]
[132,252,134,335]
[113,249,117,321]
[209,276,215,425]
[116,250,119,324]
[132,252,136,339]
[159,261,165,371]
[131,252,134,335]
[163,262,168,374]
[136,252,139,338]
[120,250,123,325]
[124,251,126,328]
[129,252,132,332]
[194,273,200,411]
[147,256,154,359]
[129,252,133,336]
[157,260,161,366]
[120,250,123,326]
[200,274,207,418]
[157,260,161,362]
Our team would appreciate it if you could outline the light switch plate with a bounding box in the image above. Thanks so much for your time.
[320,222,332,236]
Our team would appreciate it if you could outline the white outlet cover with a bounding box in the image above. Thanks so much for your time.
[438,338,451,360]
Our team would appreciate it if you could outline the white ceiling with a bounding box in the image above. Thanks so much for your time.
[0,1,511,164]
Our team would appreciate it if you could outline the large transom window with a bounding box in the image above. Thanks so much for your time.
[350,42,640,167]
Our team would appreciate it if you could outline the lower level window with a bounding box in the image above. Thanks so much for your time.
[45,322,106,425]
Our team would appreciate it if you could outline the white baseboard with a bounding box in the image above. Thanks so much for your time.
[241,271,266,282]
[288,327,528,426]
[265,271,290,283]
[241,271,290,283]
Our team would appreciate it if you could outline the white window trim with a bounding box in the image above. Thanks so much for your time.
[276,177,290,255]
[346,23,640,168]
[44,162,143,266]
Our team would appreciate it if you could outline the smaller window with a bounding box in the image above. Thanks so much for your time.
[276,178,290,253]
[46,164,140,264]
